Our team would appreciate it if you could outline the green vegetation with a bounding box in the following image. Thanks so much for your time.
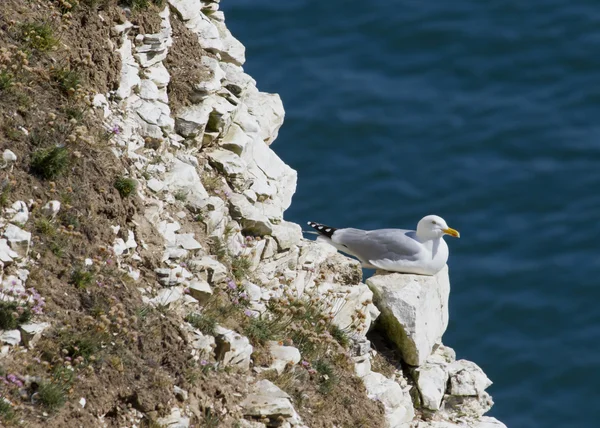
[20,22,58,52]
[70,268,94,289]
[37,381,66,411]
[30,146,69,179]
[313,358,338,394]
[114,176,137,197]
[35,218,56,236]
[231,256,251,281]
[174,190,187,202]
[0,399,15,422]
[0,183,11,208]
[0,301,32,330]
[120,0,165,11]
[185,313,217,336]
[52,68,81,95]
[0,71,14,91]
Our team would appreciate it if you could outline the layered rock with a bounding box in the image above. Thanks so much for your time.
[62,0,506,426]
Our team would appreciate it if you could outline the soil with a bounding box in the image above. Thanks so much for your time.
[165,14,215,114]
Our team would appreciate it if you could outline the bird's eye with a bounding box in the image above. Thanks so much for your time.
[431,220,437,225]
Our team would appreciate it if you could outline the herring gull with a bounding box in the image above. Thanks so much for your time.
[307,214,459,276]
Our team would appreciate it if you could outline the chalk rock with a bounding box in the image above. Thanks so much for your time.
[41,200,61,218]
[413,363,448,411]
[242,91,285,144]
[3,224,31,256]
[415,418,507,428]
[411,344,456,410]
[3,149,17,163]
[362,371,414,428]
[267,341,301,375]
[149,286,186,307]
[220,122,252,155]
[228,193,272,236]
[0,330,21,346]
[8,201,28,224]
[115,35,140,100]
[213,18,245,66]
[174,385,188,402]
[207,149,247,180]
[163,159,209,209]
[19,322,50,348]
[155,267,193,286]
[175,233,202,250]
[441,392,494,420]
[241,380,305,426]
[448,360,492,396]
[221,63,256,98]
[0,239,18,264]
[188,256,227,284]
[175,102,212,137]
[366,266,450,366]
[156,407,190,428]
[193,56,225,97]
[190,329,215,357]
[214,326,253,370]
[168,0,223,52]
[318,282,379,338]
[242,138,297,215]
[145,62,170,88]
[270,221,302,251]
[188,279,212,304]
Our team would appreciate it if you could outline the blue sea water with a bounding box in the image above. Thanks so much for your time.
[221,1,600,427]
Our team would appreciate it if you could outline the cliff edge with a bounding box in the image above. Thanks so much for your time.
[0,1,506,427]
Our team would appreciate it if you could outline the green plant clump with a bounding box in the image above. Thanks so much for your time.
[20,22,58,52]
[0,398,15,422]
[70,268,94,289]
[185,313,217,336]
[52,68,81,95]
[30,146,69,179]
[114,176,137,197]
[36,382,66,411]
[0,301,32,330]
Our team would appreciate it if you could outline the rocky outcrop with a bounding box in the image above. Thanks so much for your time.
[366,267,450,366]
[0,0,504,426]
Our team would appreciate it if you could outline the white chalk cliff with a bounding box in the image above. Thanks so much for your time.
[0,0,506,426]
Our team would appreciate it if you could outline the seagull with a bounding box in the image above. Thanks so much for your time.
[307,214,460,276]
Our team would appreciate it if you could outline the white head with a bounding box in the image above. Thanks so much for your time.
[416,215,460,241]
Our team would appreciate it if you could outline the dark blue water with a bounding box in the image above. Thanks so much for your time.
[222,1,600,427]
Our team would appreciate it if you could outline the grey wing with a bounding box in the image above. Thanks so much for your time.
[332,228,422,264]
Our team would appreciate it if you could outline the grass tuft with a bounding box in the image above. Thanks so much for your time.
[0,301,32,330]
[231,256,251,281]
[70,268,94,289]
[185,313,217,336]
[0,399,15,422]
[52,68,81,95]
[20,22,58,52]
[36,381,67,411]
[30,147,69,179]
[114,176,137,198]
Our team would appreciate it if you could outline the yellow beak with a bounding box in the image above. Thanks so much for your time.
[443,227,460,238]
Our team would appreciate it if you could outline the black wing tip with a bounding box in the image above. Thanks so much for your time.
[307,221,337,238]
